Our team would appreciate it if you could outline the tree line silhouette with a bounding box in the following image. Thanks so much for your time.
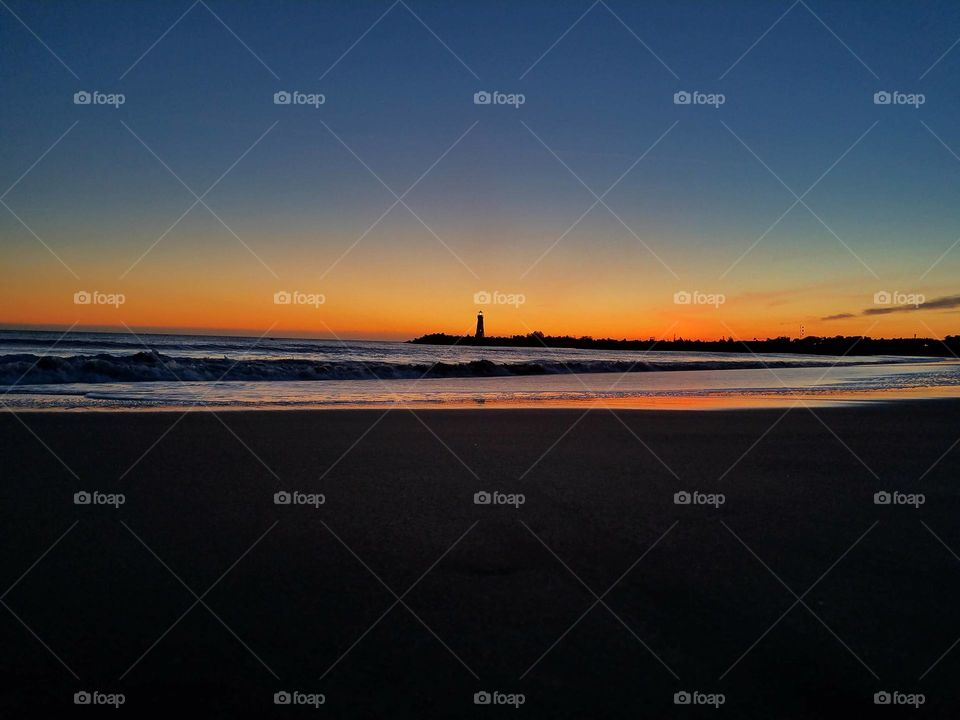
[411,332,960,357]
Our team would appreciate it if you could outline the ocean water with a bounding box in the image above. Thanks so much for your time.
[1,330,958,410]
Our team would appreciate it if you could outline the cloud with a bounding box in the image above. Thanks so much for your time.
[915,293,960,310]
[863,293,960,315]
[824,293,960,320]
[863,307,901,315]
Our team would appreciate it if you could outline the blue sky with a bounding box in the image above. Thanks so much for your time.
[2,0,959,338]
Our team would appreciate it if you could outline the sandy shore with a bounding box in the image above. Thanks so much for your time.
[2,402,960,717]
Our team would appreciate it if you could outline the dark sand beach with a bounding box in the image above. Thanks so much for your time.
[2,402,960,717]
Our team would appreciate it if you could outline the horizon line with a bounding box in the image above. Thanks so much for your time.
[0,323,953,344]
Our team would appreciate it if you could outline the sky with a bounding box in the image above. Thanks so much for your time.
[1,0,959,341]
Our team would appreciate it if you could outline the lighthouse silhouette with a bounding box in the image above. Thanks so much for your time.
[475,310,484,338]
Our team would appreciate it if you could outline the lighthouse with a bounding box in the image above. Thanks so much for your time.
[475,311,484,338]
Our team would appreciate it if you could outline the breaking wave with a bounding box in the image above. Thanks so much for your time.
[0,351,911,386]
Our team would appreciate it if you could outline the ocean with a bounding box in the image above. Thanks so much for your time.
[1,330,958,410]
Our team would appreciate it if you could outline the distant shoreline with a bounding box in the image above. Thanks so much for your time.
[410,332,959,357]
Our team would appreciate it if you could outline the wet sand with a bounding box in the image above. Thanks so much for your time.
[2,402,960,717]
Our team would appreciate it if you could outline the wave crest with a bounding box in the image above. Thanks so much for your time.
[0,351,881,386]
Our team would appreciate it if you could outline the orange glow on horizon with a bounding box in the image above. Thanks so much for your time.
[2,245,956,342]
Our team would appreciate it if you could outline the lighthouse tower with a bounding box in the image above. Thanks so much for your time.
[475,311,484,338]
